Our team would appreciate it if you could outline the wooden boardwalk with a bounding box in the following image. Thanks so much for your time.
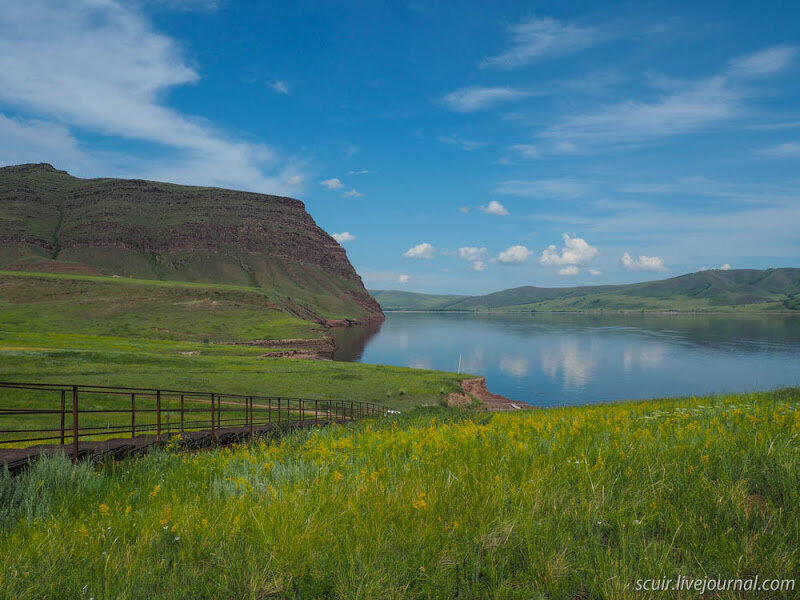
[0,381,389,475]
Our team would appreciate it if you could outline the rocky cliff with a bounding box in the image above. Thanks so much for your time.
[0,163,382,324]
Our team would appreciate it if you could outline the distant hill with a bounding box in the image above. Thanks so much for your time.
[372,268,800,312]
[0,163,382,324]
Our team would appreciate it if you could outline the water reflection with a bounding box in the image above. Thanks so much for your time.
[332,312,800,406]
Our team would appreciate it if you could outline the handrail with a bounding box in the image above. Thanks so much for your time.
[0,381,390,460]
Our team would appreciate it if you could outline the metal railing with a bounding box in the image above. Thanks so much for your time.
[0,382,389,459]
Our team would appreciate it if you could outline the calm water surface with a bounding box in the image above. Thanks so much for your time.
[333,312,800,406]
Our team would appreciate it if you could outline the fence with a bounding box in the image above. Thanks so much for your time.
[0,382,389,460]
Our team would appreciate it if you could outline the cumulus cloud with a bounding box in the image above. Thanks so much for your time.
[332,232,355,243]
[479,200,509,216]
[497,245,533,265]
[589,269,602,276]
[729,45,797,77]
[720,263,732,270]
[0,0,300,193]
[342,189,365,198]
[480,16,605,69]
[442,86,529,112]
[455,247,489,272]
[403,243,436,260]
[320,178,344,189]
[540,234,598,267]
[621,252,668,272]
[397,274,410,284]
[559,266,579,276]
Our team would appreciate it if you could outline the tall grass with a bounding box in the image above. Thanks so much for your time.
[1,388,798,598]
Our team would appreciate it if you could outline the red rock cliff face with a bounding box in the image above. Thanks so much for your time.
[0,164,383,322]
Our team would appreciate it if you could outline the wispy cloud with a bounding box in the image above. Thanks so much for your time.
[729,45,797,77]
[493,179,588,199]
[0,0,300,194]
[539,77,741,150]
[480,16,606,69]
[437,135,488,151]
[442,86,529,112]
[758,142,800,157]
[342,189,365,198]
[268,80,290,95]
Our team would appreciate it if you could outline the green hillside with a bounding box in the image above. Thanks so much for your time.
[368,289,469,310]
[0,163,382,324]
[372,268,800,312]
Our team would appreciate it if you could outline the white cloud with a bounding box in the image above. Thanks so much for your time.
[479,200,509,216]
[493,179,588,199]
[588,269,602,276]
[349,169,371,175]
[758,142,800,157]
[320,178,344,189]
[332,232,355,243]
[480,16,605,69]
[342,189,365,198]
[268,80,290,95]
[397,274,410,284]
[470,260,488,272]
[0,0,299,194]
[540,234,598,267]
[456,247,488,263]
[285,174,303,187]
[442,86,529,112]
[0,114,85,169]
[540,77,740,150]
[509,144,542,159]
[720,263,732,270]
[621,252,668,272]
[455,247,489,272]
[458,207,470,214]
[559,266,579,276]
[403,243,436,260]
[497,245,533,265]
[729,45,797,77]
[437,135,488,151]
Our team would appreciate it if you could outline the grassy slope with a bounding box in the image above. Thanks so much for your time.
[0,164,379,322]
[0,388,797,598]
[0,272,465,410]
[372,268,800,312]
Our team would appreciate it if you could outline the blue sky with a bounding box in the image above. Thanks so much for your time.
[1,0,799,294]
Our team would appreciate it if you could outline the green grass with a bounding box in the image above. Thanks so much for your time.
[0,388,797,598]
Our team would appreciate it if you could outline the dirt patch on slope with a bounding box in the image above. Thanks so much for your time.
[448,377,530,411]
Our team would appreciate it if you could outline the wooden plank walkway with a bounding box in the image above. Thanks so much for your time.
[1,420,340,475]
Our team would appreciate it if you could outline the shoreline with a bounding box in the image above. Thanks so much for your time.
[448,377,530,411]
[380,309,800,315]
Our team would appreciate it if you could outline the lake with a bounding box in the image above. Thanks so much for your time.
[333,312,800,406]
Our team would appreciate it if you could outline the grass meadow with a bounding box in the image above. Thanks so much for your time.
[1,387,798,598]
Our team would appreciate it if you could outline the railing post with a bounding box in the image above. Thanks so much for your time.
[300,399,304,425]
[59,389,66,445]
[277,398,281,423]
[180,394,185,434]
[210,393,216,443]
[71,385,79,463]
[131,393,136,438]
[268,397,272,424]
[350,401,354,421]
[315,399,318,425]
[156,390,162,443]
[249,396,254,440]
